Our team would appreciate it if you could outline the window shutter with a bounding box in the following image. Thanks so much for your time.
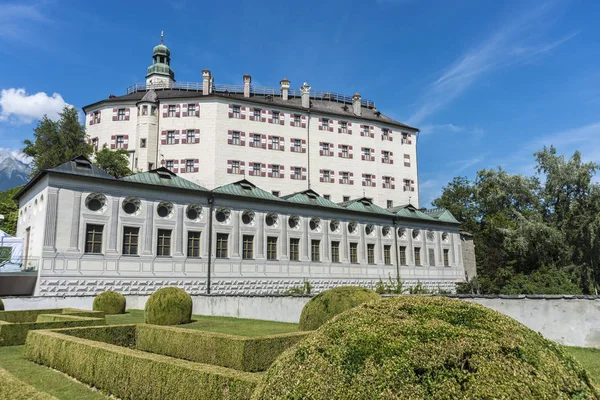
[301,115,307,128]
[391,177,396,189]
[289,116,294,126]
[123,135,129,149]
[268,135,273,149]
[249,162,254,176]
[371,148,375,161]
[302,139,307,153]
[361,148,366,161]
[320,169,324,182]
[350,172,354,185]
[268,110,273,124]
[89,113,94,125]
[389,129,393,141]
[410,179,415,191]
[370,126,374,138]
[261,134,267,149]
[161,130,167,145]
[339,170,343,184]
[318,118,323,130]
[195,103,200,117]
[174,130,180,144]
[372,174,377,187]
[195,129,200,143]
[110,135,116,149]
[390,151,394,164]
[267,164,272,177]
[348,122,352,135]
[175,104,180,118]
[279,165,284,179]
[123,107,129,121]
[249,108,254,121]
[97,111,101,123]
[280,113,285,125]
[194,159,199,172]
[408,133,412,145]
[228,130,233,145]
[261,110,266,123]
[329,121,334,132]
[162,104,167,118]
[241,132,246,146]
[227,160,233,174]
[302,167,307,180]
[240,161,245,174]
[319,142,323,156]
[349,145,353,159]
[182,132,187,144]
[261,164,266,177]
[338,126,341,133]
[228,104,233,118]
[360,124,364,136]
[290,140,294,151]
[362,174,366,186]
[182,103,188,117]
[241,106,246,120]
[112,108,118,121]
[280,137,285,151]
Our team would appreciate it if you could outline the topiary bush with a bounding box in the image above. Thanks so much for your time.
[0,297,4,311]
[298,286,379,331]
[92,290,126,315]
[144,287,192,326]
[254,296,600,399]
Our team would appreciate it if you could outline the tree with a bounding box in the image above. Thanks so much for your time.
[93,146,132,178]
[23,106,93,176]
[0,186,20,236]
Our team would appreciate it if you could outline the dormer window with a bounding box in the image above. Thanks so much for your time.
[156,170,172,179]
[75,159,92,170]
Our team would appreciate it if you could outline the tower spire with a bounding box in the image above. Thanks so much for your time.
[160,30,164,44]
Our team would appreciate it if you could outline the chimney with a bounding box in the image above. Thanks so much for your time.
[280,78,290,101]
[202,69,211,95]
[352,93,362,116]
[243,74,251,98]
[210,76,214,94]
[301,82,311,108]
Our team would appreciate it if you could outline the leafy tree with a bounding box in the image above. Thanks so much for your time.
[0,186,20,236]
[93,146,132,178]
[23,106,93,176]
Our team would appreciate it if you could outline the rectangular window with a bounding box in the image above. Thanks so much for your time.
[367,243,375,265]
[387,200,393,208]
[187,231,201,258]
[151,106,157,116]
[444,249,450,266]
[323,194,330,200]
[414,247,421,266]
[290,238,300,261]
[365,174,373,186]
[272,191,280,197]
[142,105,148,115]
[84,224,103,254]
[118,108,125,120]
[122,226,139,255]
[350,243,358,263]
[232,131,241,145]
[399,246,407,265]
[254,109,261,120]
[188,104,196,115]
[216,233,229,258]
[233,105,241,118]
[91,138,99,151]
[404,154,411,167]
[243,235,254,260]
[156,229,172,257]
[402,132,409,143]
[403,179,411,192]
[267,237,278,260]
[253,134,261,147]
[294,115,301,127]
[294,167,301,180]
[186,159,194,173]
[343,196,350,202]
[341,145,349,158]
[271,164,280,178]
[116,135,124,149]
[340,121,347,133]
[342,172,349,184]
[140,138,146,148]
[272,111,280,123]
[272,136,280,150]
[363,125,370,136]
[232,161,240,174]
[363,148,371,159]
[429,248,436,266]
[321,119,329,130]
[382,151,390,163]
[323,170,330,181]
[253,163,261,175]
[187,130,195,143]
[384,245,391,265]
[166,160,174,171]
[331,241,340,263]
[93,111,100,123]
[294,139,301,152]
[321,142,330,156]
[167,131,175,144]
[382,128,389,140]
[384,176,391,188]
[168,105,176,117]
[311,240,320,262]
[148,162,154,170]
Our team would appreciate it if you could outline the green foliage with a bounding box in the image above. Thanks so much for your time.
[144,287,192,326]
[0,186,20,236]
[56,324,137,348]
[136,324,308,372]
[22,106,93,176]
[0,298,3,311]
[375,275,406,294]
[298,286,380,331]
[0,367,58,400]
[93,290,126,315]
[408,281,431,294]
[434,146,600,294]
[254,296,600,399]
[93,145,132,178]
[24,329,259,400]
[284,280,312,294]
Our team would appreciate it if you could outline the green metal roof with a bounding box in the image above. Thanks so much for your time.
[121,168,207,191]
[338,197,393,215]
[282,189,344,209]
[424,208,460,223]
[389,204,438,221]
[213,179,282,201]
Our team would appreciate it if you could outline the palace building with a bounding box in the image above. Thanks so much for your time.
[13,36,473,296]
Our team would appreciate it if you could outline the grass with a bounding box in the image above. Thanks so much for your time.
[564,346,600,383]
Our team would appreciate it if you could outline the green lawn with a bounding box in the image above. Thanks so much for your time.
[564,346,600,383]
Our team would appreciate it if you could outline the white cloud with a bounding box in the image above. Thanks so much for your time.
[0,3,50,43]
[407,3,576,126]
[419,123,464,135]
[0,148,32,164]
[0,88,71,124]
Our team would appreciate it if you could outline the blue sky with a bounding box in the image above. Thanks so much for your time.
[1,0,599,205]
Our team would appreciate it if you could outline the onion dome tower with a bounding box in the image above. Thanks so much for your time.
[146,31,175,88]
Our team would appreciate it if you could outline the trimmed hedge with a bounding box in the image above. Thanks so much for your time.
[298,286,380,331]
[136,324,309,372]
[24,329,259,400]
[0,308,104,323]
[254,296,600,399]
[93,290,126,315]
[0,367,58,400]
[145,287,192,325]
[57,324,137,348]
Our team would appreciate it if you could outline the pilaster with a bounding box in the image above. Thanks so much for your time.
[67,192,82,252]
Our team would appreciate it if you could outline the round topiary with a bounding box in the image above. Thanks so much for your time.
[254,296,599,399]
[298,286,380,331]
[145,287,192,326]
[92,290,126,315]
[0,297,4,311]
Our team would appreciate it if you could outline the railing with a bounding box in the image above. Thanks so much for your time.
[125,82,375,107]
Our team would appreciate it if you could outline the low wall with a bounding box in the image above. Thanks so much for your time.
[4,294,600,348]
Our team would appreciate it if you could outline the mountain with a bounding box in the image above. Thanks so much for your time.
[0,149,31,191]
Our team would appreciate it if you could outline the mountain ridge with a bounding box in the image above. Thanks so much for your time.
[0,149,31,191]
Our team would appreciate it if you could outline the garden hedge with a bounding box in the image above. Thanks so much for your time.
[93,290,126,315]
[254,296,600,399]
[24,329,259,400]
[0,367,58,400]
[57,324,137,348]
[298,286,380,330]
[136,324,309,372]
[145,287,192,325]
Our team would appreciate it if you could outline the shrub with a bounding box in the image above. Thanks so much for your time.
[298,286,379,331]
[144,287,192,326]
[254,296,600,399]
[0,298,4,311]
[0,367,58,400]
[93,290,126,315]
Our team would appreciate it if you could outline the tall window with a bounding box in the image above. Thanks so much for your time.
[294,115,301,127]
[367,244,375,265]
[168,105,176,117]
[399,246,407,265]
[232,161,240,174]
[384,176,391,188]
[186,160,194,173]
[254,109,261,120]
[311,240,320,262]
[156,229,172,257]
[243,235,254,259]
[271,164,280,178]
[402,132,409,143]
[118,108,125,120]
[167,131,175,144]
[340,121,347,133]
[272,136,280,150]
[331,241,340,263]
[443,249,450,266]
[84,224,103,254]
[350,243,358,263]
[142,105,148,115]
[93,111,100,123]
[151,106,157,116]
[140,138,146,148]
[233,105,241,118]
[267,237,278,260]
[122,227,139,255]
[387,200,393,208]
[384,245,391,265]
[294,139,301,152]
[216,233,229,258]
[188,104,196,115]
[253,163,261,175]
[382,151,390,163]
[321,119,329,130]
[187,231,201,258]
[290,238,300,261]
[363,125,370,136]
[294,167,302,180]
[342,172,349,184]
[92,138,99,151]
[165,160,174,171]
[187,130,195,143]
[321,142,330,155]
[273,111,280,123]
[429,249,436,266]
[414,247,421,266]
[382,128,389,140]
[341,145,349,158]
[365,174,373,186]
[363,148,371,159]
[232,131,241,145]
[323,170,331,181]
[253,134,261,147]
[116,135,124,149]
[403,179,411,191]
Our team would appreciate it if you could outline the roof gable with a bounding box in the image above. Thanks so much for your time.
[282,189,344,209]
[424,208,460,224]
[213,179,282,201]
[121,168,207,191]
[338,197,392,215]
[47,156,116,180]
